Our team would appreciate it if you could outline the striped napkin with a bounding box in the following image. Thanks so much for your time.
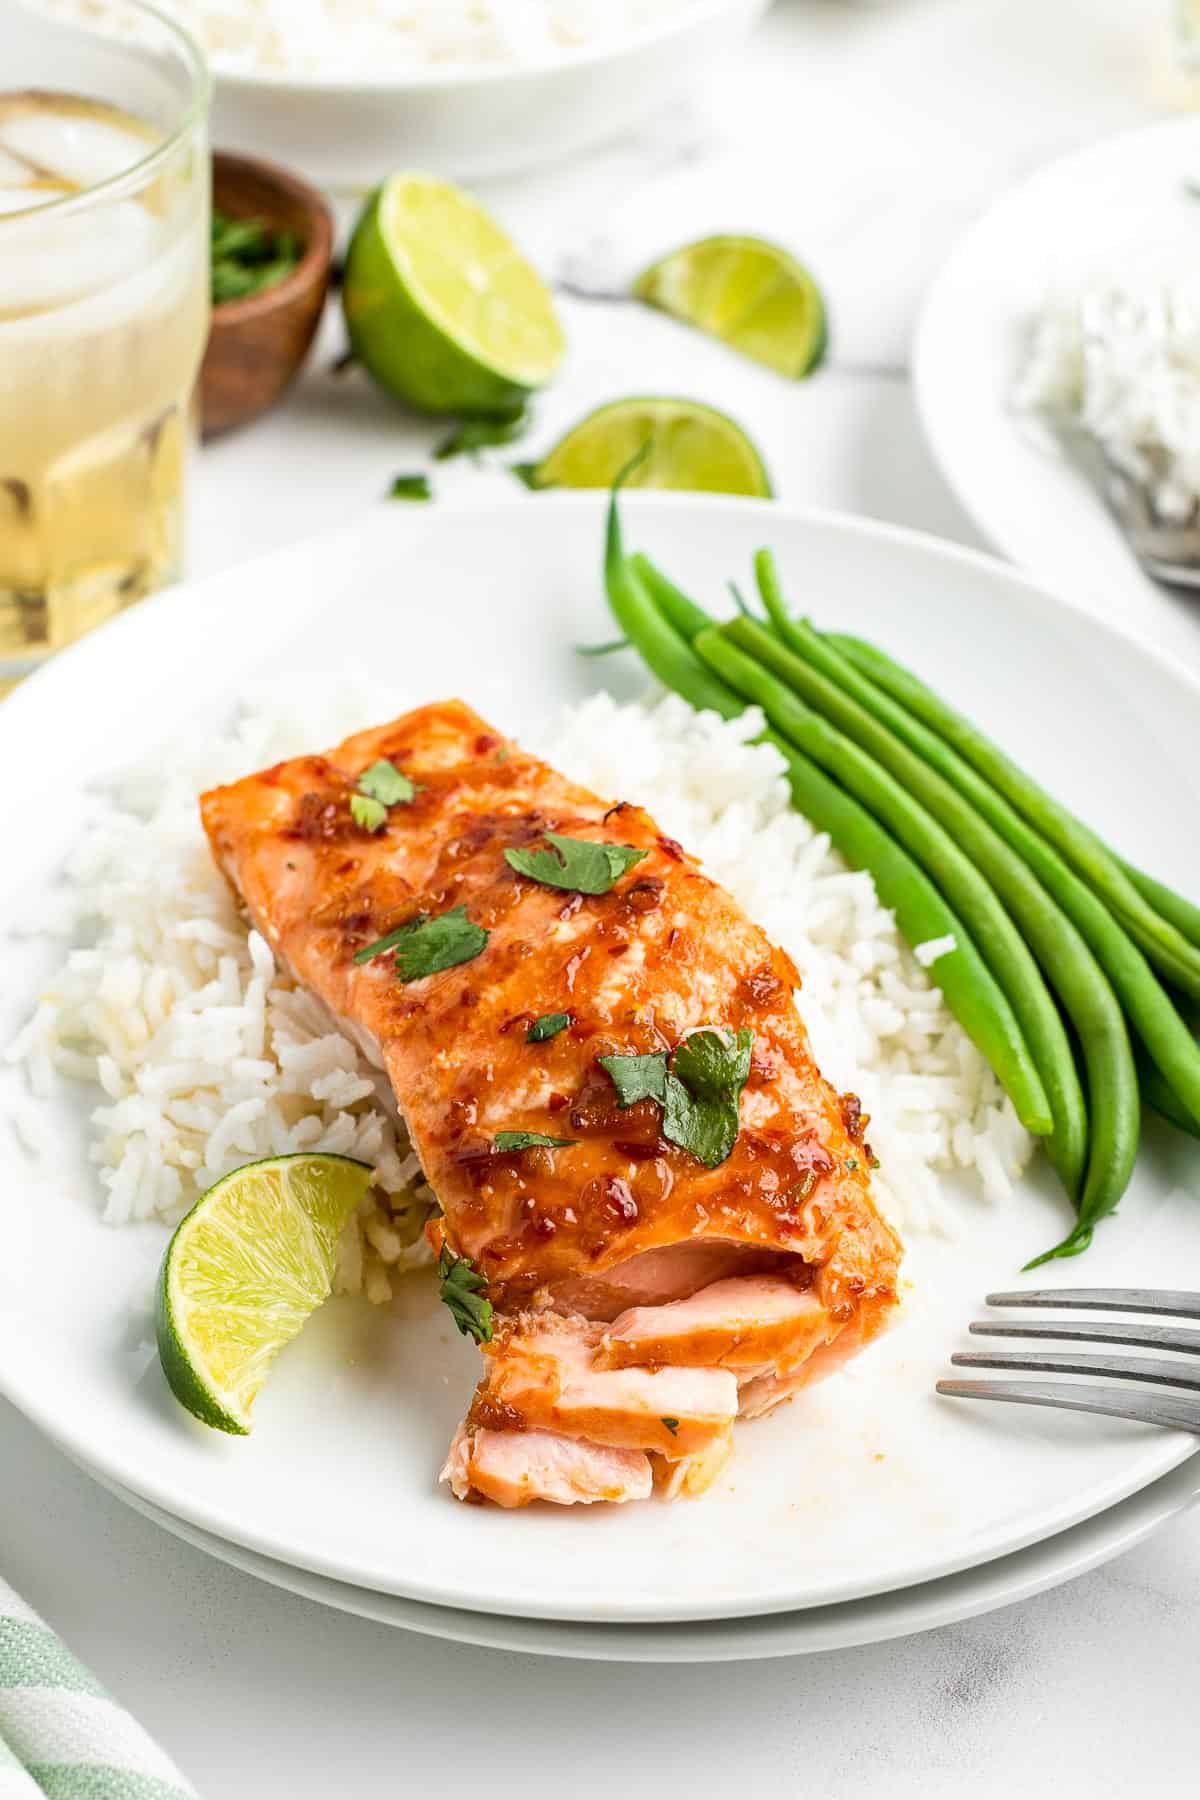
[0,1578,197,1799]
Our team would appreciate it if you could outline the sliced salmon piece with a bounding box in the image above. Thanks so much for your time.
[651,1431,735,1500]
[597,1274,834,1374]
[468,1315,738,1460]
[737,1329,871,1419]
[442,1424,653,1508]
[549,1241,791,1322]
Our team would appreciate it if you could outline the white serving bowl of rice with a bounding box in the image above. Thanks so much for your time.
[57,0,770,188]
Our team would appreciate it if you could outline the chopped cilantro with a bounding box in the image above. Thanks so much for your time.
[388,472,432,501]
[526,1011,572,1043]
[661,1417,680,1436]
[350,792,387,833]
[358,758,417,806]
[505,831,648,896]
[211,207,302,306]
[598,1051,668,1107]
[493,1130,577,1152]
[599,1028,753,1169]
[438,1246,492,1344]
[352,906,487,981]
[350,757,418,834]
[435,406,529,461]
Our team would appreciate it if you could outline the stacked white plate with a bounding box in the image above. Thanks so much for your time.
[2,495,1198,1657]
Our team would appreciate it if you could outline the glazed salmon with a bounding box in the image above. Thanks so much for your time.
[201,699,902,1507]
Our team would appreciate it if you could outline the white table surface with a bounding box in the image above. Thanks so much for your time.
[7,2,1200,1795]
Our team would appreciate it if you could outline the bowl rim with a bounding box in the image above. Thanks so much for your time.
[204,0,765,96]
[208,148,334,327]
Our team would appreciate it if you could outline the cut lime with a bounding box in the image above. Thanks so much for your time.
[343,172,565,417]
[634,236,827,379]
[156,1153,372,1435]
[522,397,772,496]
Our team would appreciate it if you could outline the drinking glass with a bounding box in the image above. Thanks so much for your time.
[0,0,210,693]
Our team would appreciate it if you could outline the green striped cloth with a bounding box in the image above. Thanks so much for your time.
[0,1578,196,1799]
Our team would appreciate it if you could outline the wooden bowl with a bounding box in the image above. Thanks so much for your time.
[200,151,334,438]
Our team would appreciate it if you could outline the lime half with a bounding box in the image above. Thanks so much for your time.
[523,397,772,496]
[343,172,565,416]
[156,1153,372,1435]
[634,235,827,379]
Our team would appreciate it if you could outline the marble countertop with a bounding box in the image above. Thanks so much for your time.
[6,2,1200,1794]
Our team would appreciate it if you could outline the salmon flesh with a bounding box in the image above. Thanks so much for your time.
[201,700,902,1508]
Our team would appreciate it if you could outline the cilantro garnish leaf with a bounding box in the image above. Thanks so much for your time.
[493,1130,577,1152]
[352,906,488,981]
[526,1011,571,1043]
[505,831,648,896]
[388,472,432,501]
[598,1051,668,1107]
[349,758,418,834]
[358,758,417,806]
[599,1028,752,1169]
[350,792,387,833]
[661,1417,680,1436]
[435,406,529,462]
[438,1246,492,1344]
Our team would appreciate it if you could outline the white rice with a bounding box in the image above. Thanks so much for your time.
[1015,275,1200,522]
[5,683,1032,1290]
[5,675,435,1305]
[81,1,701,77]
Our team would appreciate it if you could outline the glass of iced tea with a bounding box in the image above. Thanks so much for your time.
[0,0,209,693]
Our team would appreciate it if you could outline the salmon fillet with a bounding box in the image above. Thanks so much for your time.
[201,699,902,1507]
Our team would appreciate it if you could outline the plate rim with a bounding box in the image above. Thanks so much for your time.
[72,1450,1200,1662]
[2,489,1199,1623]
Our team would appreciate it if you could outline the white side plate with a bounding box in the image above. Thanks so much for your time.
[914,118,1200,674]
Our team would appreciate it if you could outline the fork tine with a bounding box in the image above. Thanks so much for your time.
[969,1319,1200,1355]
[935,1379,1200,1433]
[952,1349,1200,1391]
[985,1288,1200,1319]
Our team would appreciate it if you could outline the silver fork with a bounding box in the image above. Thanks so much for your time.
[937,1289,1200,1433]
[1104,464,1200,592]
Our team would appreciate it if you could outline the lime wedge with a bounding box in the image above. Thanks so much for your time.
[156,1153,372,1435]
[343,172,565,416]
[522,397,772,496]
[633,235,827,379]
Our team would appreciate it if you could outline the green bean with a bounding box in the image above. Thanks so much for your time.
[726,606,1095,1203]
[603,483,739,719]
[744,569,1143,1250]
[1138,1048,1200,1139]
[628,551,713,643]
[693,628,1053,1138]
[803,623,1200,1141]
[1118,860,1200,953]
[608,520,1057,1140]
[826,633,1200,1000]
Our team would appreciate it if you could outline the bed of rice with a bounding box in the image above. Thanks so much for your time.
[107,1,700,77]
[6,683,1032,1300]
[1015,274,1200,522]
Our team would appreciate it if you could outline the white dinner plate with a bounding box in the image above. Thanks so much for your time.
[1,494,1198,1626]
[913,118,1200,673]
[77,1455,1200,1662]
